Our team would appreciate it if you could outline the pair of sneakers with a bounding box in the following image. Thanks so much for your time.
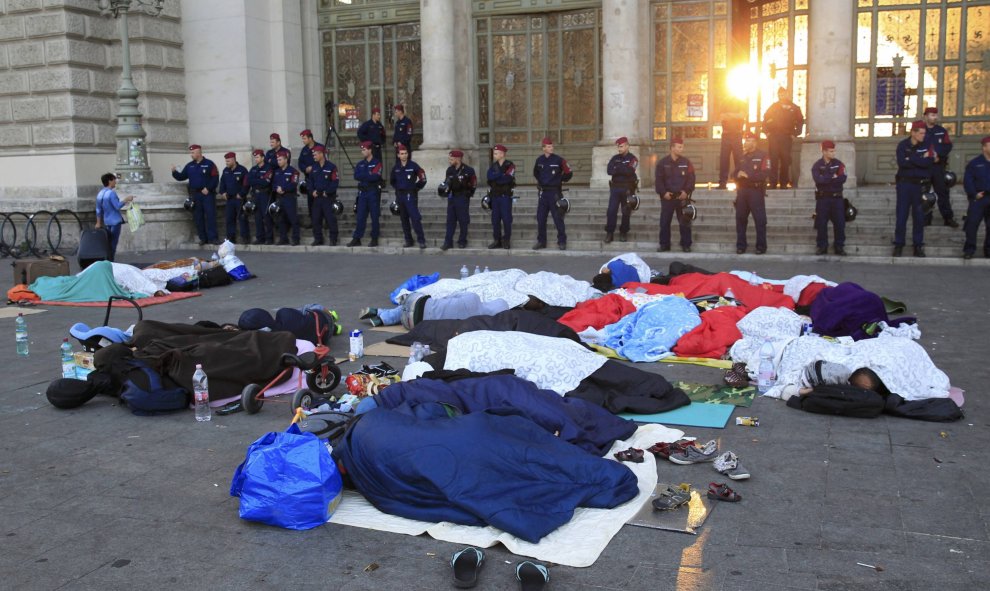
[664,440,752,480]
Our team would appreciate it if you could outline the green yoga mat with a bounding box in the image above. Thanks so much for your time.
[676,382,756,408]
[620,402,737,429]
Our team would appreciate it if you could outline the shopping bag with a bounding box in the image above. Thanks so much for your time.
[229,423,343,530]
[126,203,145,232]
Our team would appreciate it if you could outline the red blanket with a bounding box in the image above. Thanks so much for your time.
[558,293,636,332]
[673,306,748,358]
[623,273,796,311]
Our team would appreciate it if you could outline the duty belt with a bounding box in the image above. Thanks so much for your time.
[895,176,928,185]
[537,185,562,192]
[815,191,843,199]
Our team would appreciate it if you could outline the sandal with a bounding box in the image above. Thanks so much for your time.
[451,546,484,588]
[613,447,645,463]
[515,560,549,591]
[724,362,750,387]
[651,484,691,511]
[647,439,694,459]
[707,482,742,502]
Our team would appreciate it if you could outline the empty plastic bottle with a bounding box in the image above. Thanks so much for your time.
[15,313,28,356]
[60,338,75,379]
[483,265,490,273]
[474,265,481,276]
[724,287,735,299]
[193,364,212,422]
[459,264,469,280]
[748,271,760,286]
[757,340,776,394]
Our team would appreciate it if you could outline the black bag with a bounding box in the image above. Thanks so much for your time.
[198,265,232,288]
[78,228,112,269]
[786,384,885,418]
[119,359,189,416]
[166,275,199,292]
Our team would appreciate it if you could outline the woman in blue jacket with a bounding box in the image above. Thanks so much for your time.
[95,172,135,261]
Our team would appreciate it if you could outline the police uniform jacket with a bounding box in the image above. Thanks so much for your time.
[272,165,300,195]
[219,164,249,198]
[654,155,696,196]
[172,158,219,194]
[811,158,847,196]
[297,143,324,177]
[391,160,427,194]
[393,117,413,148]
[354,158,384,191]
[248,165,272,194]
[762,101,804,137]
[896,138,934,182]
[734,150,771,189]
[264,147,291,170]
[921,124,953,161]
[445,164,477,196]
[487,160,516,196]
[964,154,990,198]
[607,153,639,189]
[309,160,340,196]
[533,154,573,189]
[357,119,386,146]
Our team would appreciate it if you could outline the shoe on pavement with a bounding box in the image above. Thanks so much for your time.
[346,238,361,247]
[440,243,452,251]
[668,439,718,464]
[558,243,567,251]
[619,232,628,243]
[835,248,847,256]
[359,307,378,320]
[603,232,614,244]
[682,245,691,253]
[914,245,926,258]
[815,247,826,255]
[658,245,671,252]
[892,245,903,257]
[944,218,960,228]
[533,242,546,250]
[369,238,379,247]
[368,316,384,327]
[488,241,502,249]
[736,248,746,255]
[964,252,973,260]
[403,240,414,248]
[713,451,751,480]
[755,247,766,255]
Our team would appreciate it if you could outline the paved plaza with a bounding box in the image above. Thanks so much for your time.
[1,248,987,591]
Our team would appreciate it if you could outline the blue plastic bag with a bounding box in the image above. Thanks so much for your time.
[229,424,343,530]
[390,272,440,304]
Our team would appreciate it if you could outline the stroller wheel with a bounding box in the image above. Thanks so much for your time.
[306,364,341,394]
[291,388,316,412]
[241,383,264,414]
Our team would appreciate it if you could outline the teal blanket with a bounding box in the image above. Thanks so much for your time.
[30,261,148,302]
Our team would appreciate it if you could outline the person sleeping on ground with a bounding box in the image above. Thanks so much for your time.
[778,360,883,400]
[359,291,511,329]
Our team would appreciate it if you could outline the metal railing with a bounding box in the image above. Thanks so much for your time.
[0,210,86,259]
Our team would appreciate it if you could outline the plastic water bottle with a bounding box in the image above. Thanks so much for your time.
[474,265,481,275]
[757,340,776,394]
[15,313,28,356]
[193,364,211,422]
[483,265,490,273]
[725,287,735,299]
[459,264,469,280]
[60,338,75,379]
[748,271,759,286]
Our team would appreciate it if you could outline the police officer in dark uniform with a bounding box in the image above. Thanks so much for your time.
[893,120,936,257]
[298,129,323,222]
[654,137,696,253]
[604,136,639,244]
[357,107,386,164]
[248,149,274,245]
[264,132,291,171]
[718,104,745,190]
[272,149,301,246]
[390,143,428,249]
[920,107,959,228]
[348,141,384,247]
[733,131,771,254]
[486,143,515,250]
[762,88,804,189]
[393,104,414,159]
[962,136,990,259]
[439,150,476,251]
[218,151,250,244]
[171,144,220,245]
[810,140,848,256]
[533,137,573,250]
[308,145,339,246]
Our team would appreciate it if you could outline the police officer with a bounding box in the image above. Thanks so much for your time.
[893,120,935,257]
[357,107,386,163]
[733,131,771,254]
[439,150,476,251]
[762,88,804,189]
[810,140,848,256]
[718,104,745,190]
[962,136,990,260]
[348,140,384,247]
[171,144,219,245]
[390,143,428,249]
[298,129,324,221]
[272,149,301,246]
[654,137,696,253]
[393,104,414,159]
[604,137,639,244]
[533,137,573,250]
[218,151,250,244]
[486,143,516,250]
[264,133,291,171]
[248,149,274,245]
[921,107,959,228]
[309,145,340,246]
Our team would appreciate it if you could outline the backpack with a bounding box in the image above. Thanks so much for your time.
[119,359,190,416]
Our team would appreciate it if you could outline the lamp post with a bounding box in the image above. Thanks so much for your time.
[99,0,164,183]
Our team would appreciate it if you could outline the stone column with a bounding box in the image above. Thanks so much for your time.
[591,0,648,188]
[416,0,462,184]
[798,0,856,188]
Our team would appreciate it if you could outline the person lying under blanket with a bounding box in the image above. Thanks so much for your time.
[778,360,883,400]
[359,291,510,329]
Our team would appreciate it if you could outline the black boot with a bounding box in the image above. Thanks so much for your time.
[913,245,925,258]
[603,232,613,244]
[892,245,903,257]
[487,240,501,249]
[369,238,379,247]
[346,238,361,247]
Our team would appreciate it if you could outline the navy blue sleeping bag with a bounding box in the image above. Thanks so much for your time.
[334,406,639,543]
[375,375,636,456]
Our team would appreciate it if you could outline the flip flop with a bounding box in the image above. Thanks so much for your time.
[515,561,549,591]
[451,546,484,588]
[651,484,691,511]
[707,482,742,502]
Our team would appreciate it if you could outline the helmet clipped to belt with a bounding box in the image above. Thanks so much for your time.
[389,200,401,216]
[267,200,282,219]
[843,198,858,222]
[437,182,450,198]
[555,197,570,216]
[481,192,492,211]
[183,197,195,212]
[242,199,256,214]
[624,193,640,211]
[944,170,957,189]
[681,202,698,225]
[921,189,938,215]
[298,181,308,195]
[332,200,344,217]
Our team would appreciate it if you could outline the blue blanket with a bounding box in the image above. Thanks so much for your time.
[603,297,701,362]
[334,407,639,543]
[30,260,146,302]
[376,375,637,456]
